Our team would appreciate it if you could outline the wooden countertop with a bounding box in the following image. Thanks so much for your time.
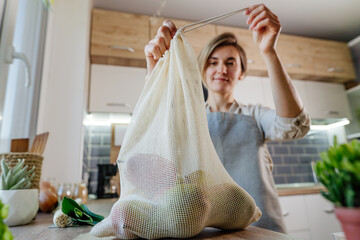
[10,198,293,240]
[276,183,326,196]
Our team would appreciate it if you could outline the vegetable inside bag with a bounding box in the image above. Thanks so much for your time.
[91,31,261,239]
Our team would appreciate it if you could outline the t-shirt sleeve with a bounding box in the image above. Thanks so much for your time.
[241,104,311,141]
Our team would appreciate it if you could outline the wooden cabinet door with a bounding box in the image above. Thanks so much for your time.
[149,17,216,57]
[89,64,146,113]
[304,194,342,240]
[310,39,356,82]
[305,81,352,119]
[277,34,315,80]
[91,9,149,67]
[216,25,267,77]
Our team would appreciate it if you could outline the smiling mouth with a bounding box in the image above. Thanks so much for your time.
[214,78,229,82]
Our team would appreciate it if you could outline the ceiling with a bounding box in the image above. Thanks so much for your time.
[93,0,360,43]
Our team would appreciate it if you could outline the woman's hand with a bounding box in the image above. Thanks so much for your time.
[144,19,177,79]
[245,4,281,55]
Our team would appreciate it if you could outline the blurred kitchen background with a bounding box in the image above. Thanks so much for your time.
[1,0,360,209]
[1,1,360,239]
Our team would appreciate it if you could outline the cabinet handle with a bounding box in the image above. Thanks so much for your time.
[247,59,255,64]
[282,211,289,216]
[324,207,334,213]
[285,63,301,68]
[107,103,131,108]
[327,67,344,73]
[327,110,340,116]
[109,46,135,53]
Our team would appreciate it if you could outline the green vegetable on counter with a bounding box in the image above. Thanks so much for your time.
[59,197,104,226]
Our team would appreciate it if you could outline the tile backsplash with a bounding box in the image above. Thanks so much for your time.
[83,125,330,194]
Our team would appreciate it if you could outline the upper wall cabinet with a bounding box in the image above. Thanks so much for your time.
[304,81,352,120]
[277,35,356,83]
[89,64,146,113]
[149,17,216,57]
[90,8,356,83]
[309,38,356,81]
[91,9,149,67]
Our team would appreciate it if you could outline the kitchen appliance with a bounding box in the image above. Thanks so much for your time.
[97,163,118,198]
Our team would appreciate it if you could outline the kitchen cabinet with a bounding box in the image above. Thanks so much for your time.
[277,34,355,83]
[304,81,351,119]
[309,38,356,82]
[279,194,342,240]
[261,78,351,120]
[278,195,310,240]
[91,9,150,67]
[233,76,266,106]
[90,9,355,83]
[89,64,146,113]
[261,79,310,110]
[149,17,217,56]
[217,25,355,83]
[345,85,360,139]
[304,194,342,240]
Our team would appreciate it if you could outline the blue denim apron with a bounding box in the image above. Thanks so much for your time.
[207,111,286,233]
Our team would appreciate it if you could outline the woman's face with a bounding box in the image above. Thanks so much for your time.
[204,45,243,95]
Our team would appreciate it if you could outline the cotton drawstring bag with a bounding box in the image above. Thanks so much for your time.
[91,31,262,239]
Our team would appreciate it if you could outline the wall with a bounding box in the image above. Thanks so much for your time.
[83,125,334,194]
[37,0,93,184]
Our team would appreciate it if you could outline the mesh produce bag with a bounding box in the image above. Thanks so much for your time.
[91,31,262,239]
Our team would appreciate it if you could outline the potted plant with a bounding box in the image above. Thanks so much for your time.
[314,138,360,240]
[0,158,38,227]
[0,199,13,240]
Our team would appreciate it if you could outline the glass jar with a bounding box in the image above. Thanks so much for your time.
[74,182,88,204]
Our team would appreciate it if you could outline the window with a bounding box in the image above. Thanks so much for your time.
[0,0,48,152]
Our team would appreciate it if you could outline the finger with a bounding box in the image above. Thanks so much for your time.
[157,25,172,50]
[152,36,167,54]
[244,4,263,17]
[253,18,281,33]
[144,43,162,61]
[246,4,278,25]
[250,11,280,31]
[163,19,177,37]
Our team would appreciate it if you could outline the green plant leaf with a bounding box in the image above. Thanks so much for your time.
[315,139,360,207]
[80,204,104,223]
[61,197,104,226]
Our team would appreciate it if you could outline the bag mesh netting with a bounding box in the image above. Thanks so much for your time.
[91,31,262,239]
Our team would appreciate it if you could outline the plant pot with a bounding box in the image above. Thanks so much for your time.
[0,189,39,226]
[335,207,360,240]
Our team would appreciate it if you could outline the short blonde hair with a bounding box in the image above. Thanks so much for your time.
[197,32,247,88]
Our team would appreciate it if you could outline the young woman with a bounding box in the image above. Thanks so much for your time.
[144,4,310,233]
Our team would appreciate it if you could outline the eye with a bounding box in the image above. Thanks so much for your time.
[209,61,218,66]
[226,61,236,66]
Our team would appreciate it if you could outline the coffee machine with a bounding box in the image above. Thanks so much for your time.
[97,163,119,198]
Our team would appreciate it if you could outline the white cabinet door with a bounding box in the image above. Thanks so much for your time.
[233,76,266,106]
[289,231,311,240]
[278,195,310,233]
[305,81,351,119]
[304,194,342,240]
[251,78,312,111]
[89,64,146,113]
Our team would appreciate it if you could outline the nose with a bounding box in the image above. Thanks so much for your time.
[217,63,227,74]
